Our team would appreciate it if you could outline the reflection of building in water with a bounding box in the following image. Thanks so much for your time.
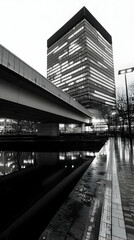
[59,151,97,168]
[19,152,35,169]
[0,150,98,176]
[0,151,19,175]
[59,151,97,160]
[0,151,35,175]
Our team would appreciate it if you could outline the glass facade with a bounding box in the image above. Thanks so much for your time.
[47,8,116,112]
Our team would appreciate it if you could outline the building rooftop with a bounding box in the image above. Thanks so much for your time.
[47,6,112,48]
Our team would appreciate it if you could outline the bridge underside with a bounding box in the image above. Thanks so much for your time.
[0,65,90,124]
[0,98,80,123]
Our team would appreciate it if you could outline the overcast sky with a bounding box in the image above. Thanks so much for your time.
[1,0,134,91]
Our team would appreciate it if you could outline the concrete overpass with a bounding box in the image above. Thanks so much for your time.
[0,45,92,126]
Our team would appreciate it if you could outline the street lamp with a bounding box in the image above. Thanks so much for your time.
[118,67,134,141]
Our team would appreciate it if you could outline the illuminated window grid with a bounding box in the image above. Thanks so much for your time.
[47,9,115,110]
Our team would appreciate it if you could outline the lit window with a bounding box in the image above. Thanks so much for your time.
[57,82,65,87]
[47,46,59,56]
[68,82,74,86]
[54,42,68,53]
[89,76,114,91]
[61,66,86,80]
[69,46,82,55]
[105,101,115,106]
[90,67,114,85]
[68,26,84,39]
[76,78,85,83]
[61,60,81,72]
[63,87,69,92]
[59,51,68,59]
[91,93,115,102]
[86,37,113,65]
[94,90,115,100]
[52,80,60,85]
[78,86,84,89]
[62,76,72,82]
[98,61,107,69]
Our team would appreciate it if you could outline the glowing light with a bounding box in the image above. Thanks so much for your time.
[71,156,76,160]
[118,67,134,75]
[59,156,65,160]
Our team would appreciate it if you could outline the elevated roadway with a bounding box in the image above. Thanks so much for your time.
[0,45,92,124]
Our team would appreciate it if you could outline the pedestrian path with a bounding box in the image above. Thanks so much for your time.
[112,139,127,240]
[98,137,134,240]
[115,138,134,240]
[39,137,134,240]
[98,139,112,240]
[98,138,127,240]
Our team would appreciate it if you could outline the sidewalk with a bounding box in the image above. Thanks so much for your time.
[39,138,134,240]
[98,138,127,240]
[113,138,134,240]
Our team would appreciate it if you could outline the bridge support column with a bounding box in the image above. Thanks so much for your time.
[81,123,85,133]
[35,123,59,136]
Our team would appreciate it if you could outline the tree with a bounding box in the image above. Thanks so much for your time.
[128,82,134,96]
[116,83,134,134]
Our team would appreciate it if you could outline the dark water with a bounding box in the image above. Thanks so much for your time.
[0,146,99,238]
[0,150,97,176]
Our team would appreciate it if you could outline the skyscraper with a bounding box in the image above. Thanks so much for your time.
[47,7,116,113]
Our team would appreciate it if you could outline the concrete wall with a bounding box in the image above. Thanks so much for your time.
[35,123,59,136]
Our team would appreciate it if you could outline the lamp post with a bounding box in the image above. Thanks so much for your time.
[118,67,134,142]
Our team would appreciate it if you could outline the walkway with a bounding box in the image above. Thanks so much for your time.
[39,138,134,240]
[114,138,134,240]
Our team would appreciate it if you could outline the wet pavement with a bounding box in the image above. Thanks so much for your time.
[39,140,108,240]
[39,137,134,240]
[115,138,134,240]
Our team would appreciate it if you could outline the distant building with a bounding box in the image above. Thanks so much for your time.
[0,118,35,134]
[47,7,116,114]
[0,119,17,134]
